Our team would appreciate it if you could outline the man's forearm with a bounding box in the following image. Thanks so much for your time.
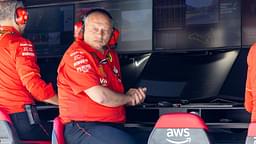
[43,95,59,105]
[84,85,130,107]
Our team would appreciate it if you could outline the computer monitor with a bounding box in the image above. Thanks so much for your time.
[242,0,256,47]
[119,53,151,91]
[154,0,241,51]
[24,5,74,58]
[120,49,239,103]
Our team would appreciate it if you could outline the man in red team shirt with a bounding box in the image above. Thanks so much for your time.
[0,0,58,140]
[57,9,146,144]
[245,43,256,122]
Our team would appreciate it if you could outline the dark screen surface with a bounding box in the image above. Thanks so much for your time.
[119,53,151,91]
[120,49,239,103]
[242,0,256,46]
[219,48,248,102]
[154,0,241,51]
[24,5,74,58]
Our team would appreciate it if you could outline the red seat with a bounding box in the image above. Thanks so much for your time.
[148,112,211,144]
[20,140,51,144]
[246,123,256,144]
[0,108,51,144]
[52,117,65,144]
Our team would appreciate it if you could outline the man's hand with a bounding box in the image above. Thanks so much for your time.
[43,94,58,105]
[126,87,147,106]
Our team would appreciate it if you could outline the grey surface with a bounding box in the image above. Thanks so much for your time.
[129,128,247,144]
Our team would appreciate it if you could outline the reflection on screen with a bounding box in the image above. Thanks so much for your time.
[154,0,241,51]
[186,0,219,25]
[119,53,151,91]
[133,50,238,102]
[24,5,74,58]
[242,0,256,46]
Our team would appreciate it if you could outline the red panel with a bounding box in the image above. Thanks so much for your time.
[155,112,208,130]
[53,117,65,144]
[20,141,51,144]
[108,28,120,47]
[247,123,256,136]
[0,108,12,124]
[74,21,84,40]
[0,108,51,144]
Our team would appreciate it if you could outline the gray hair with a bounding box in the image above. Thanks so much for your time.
[0,0,23,21]
[82,9,114,27]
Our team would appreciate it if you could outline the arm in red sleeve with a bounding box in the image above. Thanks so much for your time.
[14,40,55,101]
[245,44,256,122]
[250,52,256,122]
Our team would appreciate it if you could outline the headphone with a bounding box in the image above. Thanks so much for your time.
[74,8,119,48]
[15,7,29,25]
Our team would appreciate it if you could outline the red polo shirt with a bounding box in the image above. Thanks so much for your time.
[245,43,256,122]
[0,26,55,114]
[58,40,125,123]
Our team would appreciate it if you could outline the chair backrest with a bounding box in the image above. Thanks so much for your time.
[52,117,65,144]
[0,108,51,144]
[0,108,20,144]
[148,112,210,144]
[246,123,256,144]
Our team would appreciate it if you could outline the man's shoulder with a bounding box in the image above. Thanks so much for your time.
[63,41,91,63]
[247,43,256,63]
[250,42,256,48]
[249,43,256,53]
[66,41,91,56]
[7,34,32,46]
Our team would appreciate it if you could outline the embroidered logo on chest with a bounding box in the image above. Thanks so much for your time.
[100,78,108,86]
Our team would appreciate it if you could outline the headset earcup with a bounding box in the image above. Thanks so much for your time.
[15,7,28,25]
[74,21,84,40]
[108,28,120,48]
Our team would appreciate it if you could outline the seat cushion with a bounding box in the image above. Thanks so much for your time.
[246,123,256,144]
[52,117,65,144]
[148,112,210,144]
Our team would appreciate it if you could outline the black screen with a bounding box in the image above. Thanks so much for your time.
[24,5,74,58]
[154,0,241,51]
[219,48,248,101]
[119,53,151,91]
[242,0,256,47]
[120,50,239,103]
[75,0,153,53]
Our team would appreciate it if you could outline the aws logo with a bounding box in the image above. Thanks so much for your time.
[166,128,191,144]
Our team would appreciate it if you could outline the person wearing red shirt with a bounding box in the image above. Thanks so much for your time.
[245,43,256,122]
[57,9,146,144]
[0,0,58,140]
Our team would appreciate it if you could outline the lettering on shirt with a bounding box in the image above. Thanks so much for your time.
[100,78,108,86]
[76,64,91,73]
[70,51,84,57]
[20,43,32,47]
[73,59,88,67]
[74,54,85,61]
[17,42,35,57]
[22,52,35,56]
[71,50,92,73]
